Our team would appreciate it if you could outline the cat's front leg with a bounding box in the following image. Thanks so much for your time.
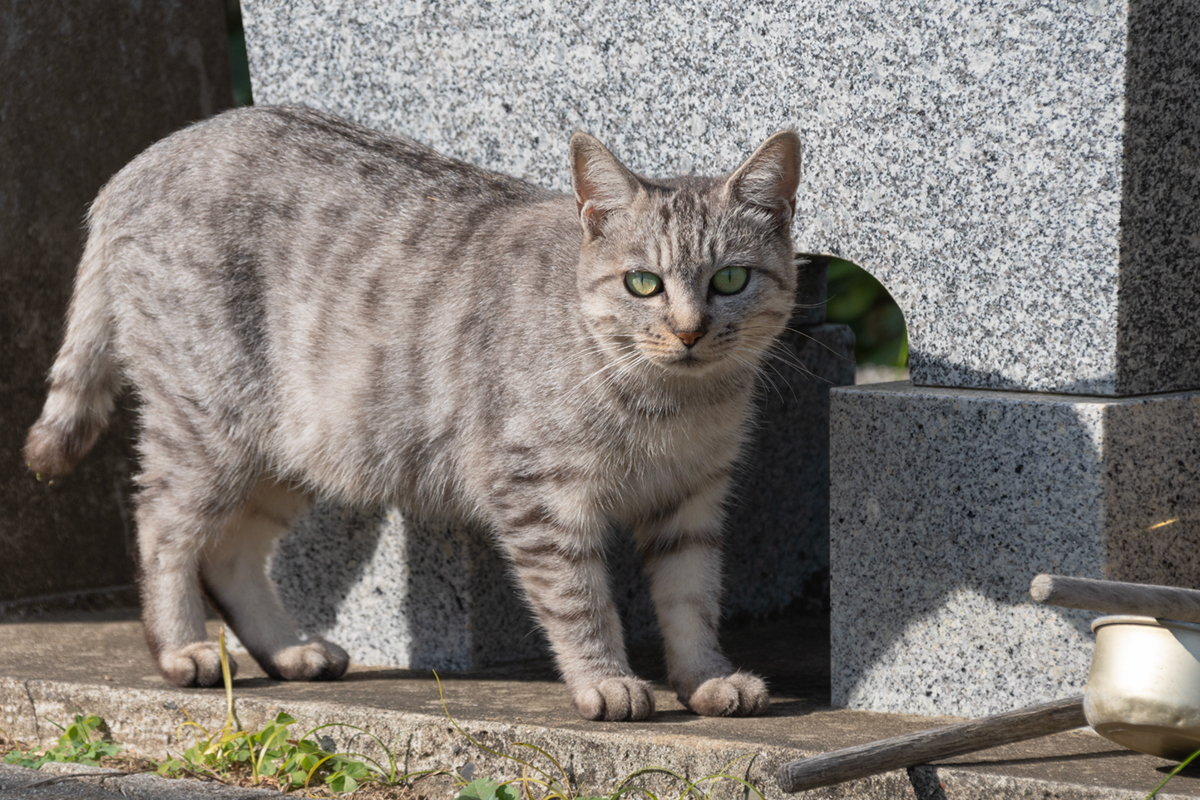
[634,500,769,717]
[501,514,653,721]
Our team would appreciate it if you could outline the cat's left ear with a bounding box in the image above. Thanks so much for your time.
[724,130,802,227]
[569,132,642,239]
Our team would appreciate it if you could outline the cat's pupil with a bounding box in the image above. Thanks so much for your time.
[711,266,749,295]
[625,271,663,297]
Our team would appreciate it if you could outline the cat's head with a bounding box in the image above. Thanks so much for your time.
[569,131,800,379]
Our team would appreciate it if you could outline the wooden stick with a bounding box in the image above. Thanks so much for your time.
[777,695,1085,794]
[1030,574,1200,624]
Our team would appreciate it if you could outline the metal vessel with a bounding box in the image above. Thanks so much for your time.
[1085,615,1200,761]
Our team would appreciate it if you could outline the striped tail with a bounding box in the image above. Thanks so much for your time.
[24,228,120,479]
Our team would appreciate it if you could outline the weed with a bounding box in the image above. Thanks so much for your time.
[1145,746,1200,799]
[156,628,448,793]
[1,631,765,799]
[1,714,121,770]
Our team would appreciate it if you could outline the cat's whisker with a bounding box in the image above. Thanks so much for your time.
[758,342,833,386]
[563,348,646,401]
[777,325,858,363]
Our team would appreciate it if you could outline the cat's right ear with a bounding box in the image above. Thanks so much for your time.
[569,133,641,240]
[724,130,802,229]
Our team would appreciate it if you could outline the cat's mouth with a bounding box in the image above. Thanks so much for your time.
[659,348,718,373]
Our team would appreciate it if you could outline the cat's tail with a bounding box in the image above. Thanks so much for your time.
[24,220,121,479]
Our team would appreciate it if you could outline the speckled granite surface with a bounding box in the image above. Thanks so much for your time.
[264,322,852,670]
[270,507,541,671]
[240,0,1199,396]
[830,383,1200,717]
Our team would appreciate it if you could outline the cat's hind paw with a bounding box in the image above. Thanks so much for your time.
[265,639,350,681]
[573,677,655,721]
[159,642,238,688]
[684,671,769,717]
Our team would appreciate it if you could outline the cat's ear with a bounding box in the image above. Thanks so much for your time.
[724,130,801,227]
[569,132,642,239]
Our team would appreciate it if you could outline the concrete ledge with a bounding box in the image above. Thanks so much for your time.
[1,613,1196,799]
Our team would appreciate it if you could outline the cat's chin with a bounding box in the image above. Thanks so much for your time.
[655,353,732,377]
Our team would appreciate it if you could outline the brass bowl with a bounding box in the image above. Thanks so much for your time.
[1085,615,1200,761]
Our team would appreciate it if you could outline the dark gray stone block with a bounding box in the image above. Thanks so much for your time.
[1,2,232,608]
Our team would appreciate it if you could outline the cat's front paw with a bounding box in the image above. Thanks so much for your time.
[683,671,769,717]
[265,639,350,681]
[573,677,655,721]
[159,642,238,688]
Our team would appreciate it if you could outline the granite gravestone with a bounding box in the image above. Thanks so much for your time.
[827,0,1200,716]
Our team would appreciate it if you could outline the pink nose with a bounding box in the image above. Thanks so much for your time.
[675,330,704,347]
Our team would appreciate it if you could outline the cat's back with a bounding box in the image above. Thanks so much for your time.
[93,105,547,225]
[89,106,582,507]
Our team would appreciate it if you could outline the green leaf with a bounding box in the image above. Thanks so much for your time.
[458,777,520,800]
[328,772,359,793]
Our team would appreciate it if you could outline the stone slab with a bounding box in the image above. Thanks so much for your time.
[830,382,1200,718]
[241,0,1200,396]
[270,322,853,669]
[2,612,1197,800]
[0,1,232,606]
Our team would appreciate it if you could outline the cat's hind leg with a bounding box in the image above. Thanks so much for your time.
[200,480,349,681]
[634,491,770,717]
[135,441,248,688]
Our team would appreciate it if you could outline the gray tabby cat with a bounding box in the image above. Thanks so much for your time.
[25,106,800,721]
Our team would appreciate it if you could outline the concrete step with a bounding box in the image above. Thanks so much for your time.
[0,611,1195,799]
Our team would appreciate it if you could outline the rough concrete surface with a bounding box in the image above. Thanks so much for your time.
[0,762,281,798]
[1,612,1197,799]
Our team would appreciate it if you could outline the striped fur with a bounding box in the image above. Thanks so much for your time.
[24,106,800,721]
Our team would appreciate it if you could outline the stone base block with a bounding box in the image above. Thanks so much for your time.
[266,323,853,670]
[830,382,1200,717]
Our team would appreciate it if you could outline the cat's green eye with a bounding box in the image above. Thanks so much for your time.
[624,271,663,297]
[711,266,749,295]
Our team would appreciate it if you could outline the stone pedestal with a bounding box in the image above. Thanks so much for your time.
[831,384,1200,717]
[1,2,231,614]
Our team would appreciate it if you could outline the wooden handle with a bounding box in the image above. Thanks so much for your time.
[777,695,1085,794]
[1030,574,1200,624]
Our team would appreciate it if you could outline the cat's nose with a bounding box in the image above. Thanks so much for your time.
[675,330,704,347]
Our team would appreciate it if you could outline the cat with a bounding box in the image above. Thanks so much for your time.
[25,105,801,721]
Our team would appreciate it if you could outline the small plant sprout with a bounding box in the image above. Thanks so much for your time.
[1145,746,1200,799]
[1,714,121,770]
